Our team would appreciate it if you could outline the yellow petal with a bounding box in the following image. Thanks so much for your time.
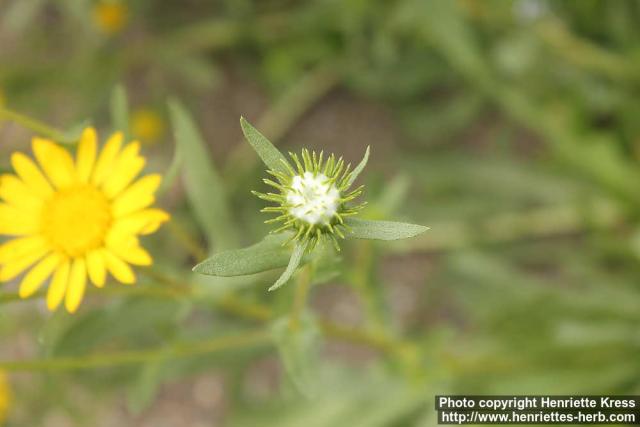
[121,245,152,266]
[107,234,152,266]
[0,245,49,282]
[111,208,169,236]
[86,249,106,288]
[0,203,40,236]
[32,138,76,189]
[0,174,44,211]
[10,152,53,199]
[104,250,136,284]
[76,127,98,183]
[47,261,70,311]
[19,252,62,298]
[102,142,145,199]
[112,174,161,217]
[65,258,87,313]
[0,236,47,264]
[91,132,123,186]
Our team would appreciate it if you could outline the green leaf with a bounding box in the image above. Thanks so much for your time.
[344,218,428,241]
[270,314,320,397]
[169,100,238,249]
[269,240,308,291]
[51,299,183,356]
[110,84,129,138]
[193,233,301,277]
[157,142,183,196]
[240,117,290,174]
[344,145,370,189]
[127,355,167,414]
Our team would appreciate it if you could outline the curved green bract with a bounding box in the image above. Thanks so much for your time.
[240,117,291,175]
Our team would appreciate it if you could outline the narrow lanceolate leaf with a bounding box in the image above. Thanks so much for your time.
[127,355,167,414]
[344,145,370,189]
[169,100,238,249]
[110,84,129,139]
[344,218,429,241]
[240,117,290,175]
[269,240,308,291]
[193,234,300,277]
[270,314,320,397]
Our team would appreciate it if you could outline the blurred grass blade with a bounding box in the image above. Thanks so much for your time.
[110,84,129,138]
[344,218,428,240]
[345,145,370,189]
[193,233,302,277]
[416,0,488,80]
[127,355,167,414]
[269,240,307,291]
[157,142,183,195]
[169,99,238,249]
[240,117,290,175]
[271,314,320,397]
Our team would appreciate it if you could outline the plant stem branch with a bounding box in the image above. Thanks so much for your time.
[0,107,70,143]
[0,283,407,357]
[0,330,269,372]
[165,219,208,261]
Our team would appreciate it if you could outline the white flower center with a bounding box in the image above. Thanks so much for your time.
[286,172,340,225]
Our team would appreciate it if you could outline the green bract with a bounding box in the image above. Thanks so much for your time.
[253,147,367,252]
[193,117,429,291]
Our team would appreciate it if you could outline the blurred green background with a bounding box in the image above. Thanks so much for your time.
[2,0,640,425]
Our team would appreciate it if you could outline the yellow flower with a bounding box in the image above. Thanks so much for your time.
[131,108,165,144]
[0,371,9,425]
[93,1,128,35]
[0,128,169,313]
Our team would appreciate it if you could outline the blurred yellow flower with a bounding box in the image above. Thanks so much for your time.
[94,1,128,34]
[0,371,9,425]
[132,108,165,144]
[0,128,169,313]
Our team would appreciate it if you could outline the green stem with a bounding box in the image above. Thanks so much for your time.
[0,107,70,143]
[0,330,269,372]
[0,283,407,356]
[351,241,385,330]
[166,219,208,261]
[289,264,312,330]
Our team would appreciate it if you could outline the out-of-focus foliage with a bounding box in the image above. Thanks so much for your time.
[2,0,640,425]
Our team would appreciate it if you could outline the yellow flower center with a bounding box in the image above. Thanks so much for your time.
[94,3,128,34]
[132,109,164,144]
[42,185,112,257]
